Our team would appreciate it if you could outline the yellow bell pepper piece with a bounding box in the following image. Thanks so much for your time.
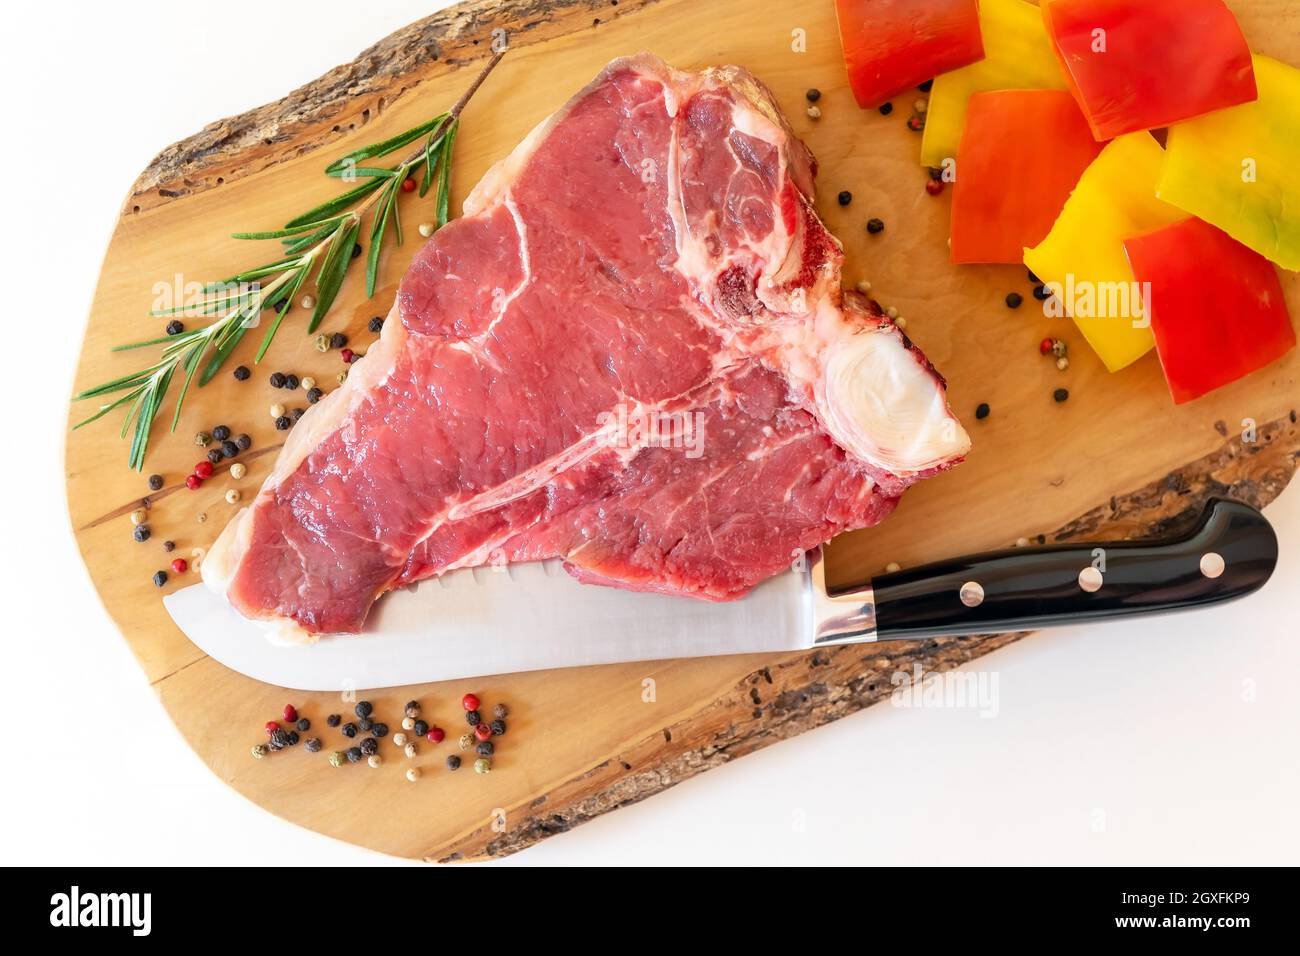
[920,0,1067,169]
[1157,54,1300,272]
[1024,133,1187,372]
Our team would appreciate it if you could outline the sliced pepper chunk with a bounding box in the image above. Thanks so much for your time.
[950,90,1102,264]
[1124,218,1295,404]
[1024,133,1186,372]
[920,0,1066,169]
[1041,0,1256,141]
[835,0,984,110]
[1157,54,1300,272]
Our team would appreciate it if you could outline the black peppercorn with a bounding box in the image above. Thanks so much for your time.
[133,524,151,543]
[928,166,944,182]
[878,101,894,116]
[1033,284,1052,301]
[286,731,300,746]
[233,365,251,381]
[284,374,300,390]
[975,403,990,420]
[274,415,291,431]
[291,407,305,423]
[152,570,168,588]
[368,316,384,333]
[307,387,323,404]
[162,540,175,553]
[837,190,852,206]
[413,719,429,737]
[270,728,290,748]
[166,319,184,335]
[445,755,461,770]
[346,747,362,763]
[493,703,508,719]
[355,700,373,718]
[1027,269,1040,284]
[805,88,821,102]
[357,717,373,732]
[1053,388,1070,403]
[490,719,506,736]
[326,714,341,727]
[359,737,378,756]
[465,710,481,727]
[296,718,310,732]
[207,449,223,465]
[917,79,933,93]
[235,433,252,451]
[476,741,494,757]
[221,439,239,458]
[212,425,231,442]
[1005,292,1023,309]
[371,722,389,738]
[341,722,358,738]
[330,332,348,349]
[269,371,287,388]
[148,474,164,491]
[352,243,363,259]
[866,218,885,235]
[305,737,322,753]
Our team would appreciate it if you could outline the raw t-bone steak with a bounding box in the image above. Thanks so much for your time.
[206,53,970,640]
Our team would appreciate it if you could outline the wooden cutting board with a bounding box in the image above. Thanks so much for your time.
[66,0,1299,861]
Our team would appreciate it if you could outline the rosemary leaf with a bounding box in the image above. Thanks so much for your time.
[284,177,386,229]
[324,113,449,174]
[309,218,360,332]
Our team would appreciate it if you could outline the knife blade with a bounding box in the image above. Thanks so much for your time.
[164,498,1277,690]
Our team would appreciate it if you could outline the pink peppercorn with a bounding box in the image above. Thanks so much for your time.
[427,727,445,743]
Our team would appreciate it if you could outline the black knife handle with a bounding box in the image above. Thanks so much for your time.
[868,499,1277,641]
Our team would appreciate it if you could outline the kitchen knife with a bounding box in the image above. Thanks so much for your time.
[163,498,1277,690]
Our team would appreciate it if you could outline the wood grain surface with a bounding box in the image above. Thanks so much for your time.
[67,0,1299,860]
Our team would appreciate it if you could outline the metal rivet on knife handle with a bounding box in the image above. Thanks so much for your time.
[1200,551,1226,579]
[958,581,984,607]
[1078,566,1103,593]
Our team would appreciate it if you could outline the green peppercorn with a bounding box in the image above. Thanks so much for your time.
[194,431,212,446]
[315,334,330,353]
[474,758,491,774]
[251,744,268,759]
[329,751,345,767]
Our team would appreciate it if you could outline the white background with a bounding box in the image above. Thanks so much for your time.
[3,0,1297,866]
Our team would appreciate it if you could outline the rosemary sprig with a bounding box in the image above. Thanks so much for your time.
[74,51,505,469]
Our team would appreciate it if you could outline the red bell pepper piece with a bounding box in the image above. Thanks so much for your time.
[1123,218,1295,405]
[835,0,984,110]
[1041,0,1256,140]
[949,90,1102,264]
